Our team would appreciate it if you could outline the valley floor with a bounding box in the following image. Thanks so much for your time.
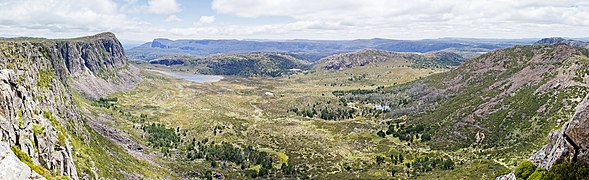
[88,61,510,179]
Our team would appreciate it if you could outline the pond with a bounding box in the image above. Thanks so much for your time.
[146,69,224,83]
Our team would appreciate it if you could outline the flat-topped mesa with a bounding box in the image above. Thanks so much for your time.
[53,34,127,73]
[52,32,140,99]
[0,32,140,179]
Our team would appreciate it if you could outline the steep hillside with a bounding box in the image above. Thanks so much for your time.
[334,44,589,163]
[493,38,589,179]
[530,93,589,169]
[151,52,311,77]
[497,87,589,180]
[317,49,465,70]
[419,45,588,153]
[0,33,162,179]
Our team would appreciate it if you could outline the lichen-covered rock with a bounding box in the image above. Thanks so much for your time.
[0,32,140,179]
[0,141,44,179]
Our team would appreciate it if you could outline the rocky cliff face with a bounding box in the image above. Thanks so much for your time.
[0,141,44,179]
[55,33,141,99]
[530,93,589,169]
[0,32,140,179]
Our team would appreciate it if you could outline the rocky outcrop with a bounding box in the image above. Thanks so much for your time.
[530,93,589,169]
[0,32,140,179]
[0,141,44,179]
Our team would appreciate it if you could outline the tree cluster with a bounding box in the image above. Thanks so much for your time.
[92,97,118,108]
[142,123,180,155]
[184,139,301,178]
[379,123,431,143]
[333,89,377,96]
[289,106,356,120]
[411,156,455,173]
[348,73,368,81]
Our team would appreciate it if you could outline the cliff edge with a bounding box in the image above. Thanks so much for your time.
[0,32,140,179]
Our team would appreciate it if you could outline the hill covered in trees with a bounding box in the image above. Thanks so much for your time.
[149,52,311,77]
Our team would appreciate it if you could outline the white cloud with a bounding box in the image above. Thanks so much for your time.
[147,0,181,14]
[0,0,136,31]
[211,0,589,26]
[0,0,163,40]
[198,16,216,24]
[0,0,589,41]
[165,15,183,22]
[206,0,589,39]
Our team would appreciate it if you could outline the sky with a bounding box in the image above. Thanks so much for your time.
[0,0,588,43]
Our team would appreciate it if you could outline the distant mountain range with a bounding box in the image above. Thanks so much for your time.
[128,38,539,61]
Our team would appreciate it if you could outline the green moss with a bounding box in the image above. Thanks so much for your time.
[10,146,54,179]
[33,124,45,135]
[57,133,67,148]
[515,160,536,180]
[11,145,33,164]
[37,70,55,89]
[527,167,545,180]
[542,161,589,180]
[17,109,23,127]
[43,111,67,148]
[29,138,37,149]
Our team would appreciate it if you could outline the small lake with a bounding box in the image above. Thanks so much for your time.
[146,69,224,83]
